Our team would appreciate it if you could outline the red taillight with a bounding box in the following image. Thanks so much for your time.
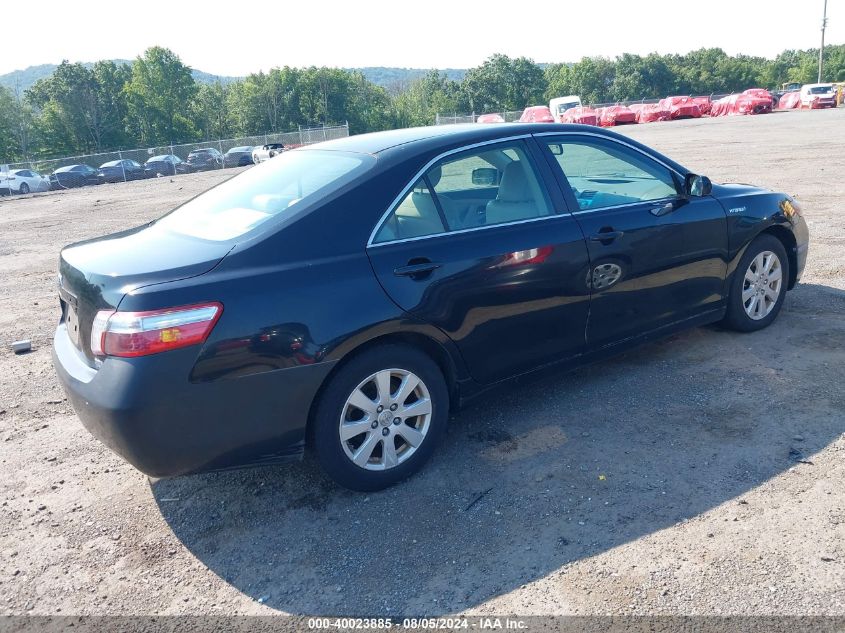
[91,302,222,358]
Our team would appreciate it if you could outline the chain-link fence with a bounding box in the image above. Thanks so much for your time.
[435,111,523,125]
[2,123,349,179]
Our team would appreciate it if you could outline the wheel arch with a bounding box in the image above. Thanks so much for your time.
[759,224,798,290]
[305,329,463,449]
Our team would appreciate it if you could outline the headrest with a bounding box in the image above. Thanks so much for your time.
[496,162,531,203]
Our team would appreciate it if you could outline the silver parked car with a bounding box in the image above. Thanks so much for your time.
[252,143,286,164]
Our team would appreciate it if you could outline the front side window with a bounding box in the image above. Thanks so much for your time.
[157,150,372,241]
[373,142,552,243]
[544,138,678,211]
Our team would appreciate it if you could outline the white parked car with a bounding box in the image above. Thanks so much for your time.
[0,168,51,194]
[252,143,286,164]
[800,83,837,109]
[549,95,583,122]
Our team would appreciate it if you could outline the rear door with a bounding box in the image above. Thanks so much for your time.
[366,138,591,385]
[537,133,728,348]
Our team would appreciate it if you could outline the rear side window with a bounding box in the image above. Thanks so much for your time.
[373,178,446,243]
[372,141,552,243]
[157,150,372,241]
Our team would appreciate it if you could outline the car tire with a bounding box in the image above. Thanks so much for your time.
[19,182,29,194]
[312,344,449,491]
[723,233,789,332]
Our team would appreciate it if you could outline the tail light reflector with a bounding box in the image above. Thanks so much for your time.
[91,302,222,358]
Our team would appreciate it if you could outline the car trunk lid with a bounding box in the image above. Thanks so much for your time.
[58,224,233,364]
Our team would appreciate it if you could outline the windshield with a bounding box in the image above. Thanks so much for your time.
[809,86,833,94]
[556,102,579,114]
[156,150,373,241]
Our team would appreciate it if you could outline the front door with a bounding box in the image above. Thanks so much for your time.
[537,134,729,348]
[366,138,591,384]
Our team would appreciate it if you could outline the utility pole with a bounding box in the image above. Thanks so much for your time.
[818,0,828,83]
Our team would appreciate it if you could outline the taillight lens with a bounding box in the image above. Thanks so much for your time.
[91,302,222,358]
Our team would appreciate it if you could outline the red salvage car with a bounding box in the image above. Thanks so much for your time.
[597,105,637,127]
[659,96,702,119]
[710,93,773,117]
[629,103,671,123]
[561,106,599,126]
[518,106,555,123]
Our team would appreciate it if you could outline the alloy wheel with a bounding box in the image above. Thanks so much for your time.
[339,368,432,471]
[742,250,782,320]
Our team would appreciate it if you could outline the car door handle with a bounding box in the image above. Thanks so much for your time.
[589,230,624,243]
[393,262,442,278]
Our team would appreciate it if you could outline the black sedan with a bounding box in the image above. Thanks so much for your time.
[52,124,809,491]
[223,146,255,168]
[144,154,189,177]
[186,147,224,172]
[49,164,103,189]
[98,159,146,183]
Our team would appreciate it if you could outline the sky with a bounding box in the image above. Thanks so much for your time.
[0,0,841,76]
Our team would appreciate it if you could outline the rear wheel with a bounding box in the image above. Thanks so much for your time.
[19,182,29,194]
[723,234,789,332]
[312,344,449,491]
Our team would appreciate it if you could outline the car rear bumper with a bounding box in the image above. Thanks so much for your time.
[52,323,336,477]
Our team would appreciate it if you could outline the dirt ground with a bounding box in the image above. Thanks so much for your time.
[0,110,843,618]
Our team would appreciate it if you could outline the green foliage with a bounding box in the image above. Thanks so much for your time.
[392,71,468,127]
[463,54,547,112]
[2,45,845,162]
[0,86,22,161]
[126,47,198,145]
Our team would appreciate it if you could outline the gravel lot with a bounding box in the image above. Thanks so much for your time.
[1,110,843,618]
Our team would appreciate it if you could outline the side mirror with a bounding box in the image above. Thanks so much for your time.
[685,174,712,197]
[472,167,499,186]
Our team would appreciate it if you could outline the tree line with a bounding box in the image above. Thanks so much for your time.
[1,44,844,162]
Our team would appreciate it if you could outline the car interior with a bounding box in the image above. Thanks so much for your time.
[547,141,679,210]
[374,145,552,243]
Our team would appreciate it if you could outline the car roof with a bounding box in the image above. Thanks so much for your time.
[299,123,615,155]
[301,123,692,178]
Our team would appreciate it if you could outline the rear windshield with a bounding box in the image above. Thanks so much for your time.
[156,150,373,241]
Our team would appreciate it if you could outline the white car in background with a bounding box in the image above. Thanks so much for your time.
[800,83,837,108]
[549,95,583,122]
[252,143,286,164]
[0,168,51,195]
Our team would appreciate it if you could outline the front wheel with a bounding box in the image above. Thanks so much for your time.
[312,344,449,491]
[723,234,789,332]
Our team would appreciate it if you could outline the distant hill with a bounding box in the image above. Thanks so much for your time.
[354,67,467,87]
[0,60,243,93]
[0,61,469,93]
